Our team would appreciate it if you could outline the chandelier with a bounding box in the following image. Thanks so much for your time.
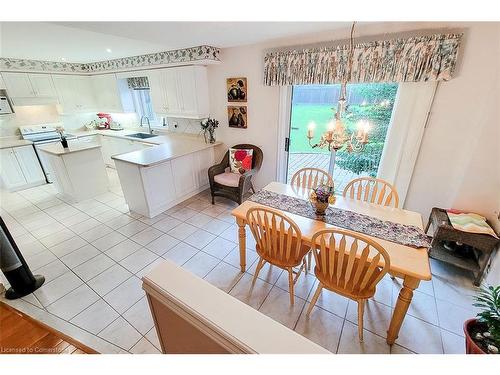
[306,22,370,156]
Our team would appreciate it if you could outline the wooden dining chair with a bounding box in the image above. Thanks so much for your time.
[306,228,391,342]
[343,177,399,208]
[291,168,333,190]
[246,207,310,305]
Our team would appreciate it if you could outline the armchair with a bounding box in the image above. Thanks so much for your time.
[208,144,263,205]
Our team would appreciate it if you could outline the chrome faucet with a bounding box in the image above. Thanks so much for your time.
[140,115,153,134]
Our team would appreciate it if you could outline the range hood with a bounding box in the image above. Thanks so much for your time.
[0,89,14,115]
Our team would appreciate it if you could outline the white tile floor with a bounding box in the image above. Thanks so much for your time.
[0,168,477,354]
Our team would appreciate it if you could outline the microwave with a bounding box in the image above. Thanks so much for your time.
[0,90,14,115]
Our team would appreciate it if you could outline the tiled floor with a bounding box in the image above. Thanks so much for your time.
[0,168,476,354]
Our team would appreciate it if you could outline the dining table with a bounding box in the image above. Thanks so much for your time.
[231,181,432,345]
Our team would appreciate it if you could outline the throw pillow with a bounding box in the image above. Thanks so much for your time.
[229,148,253,174]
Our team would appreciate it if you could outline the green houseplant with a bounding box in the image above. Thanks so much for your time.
[464,284,500,354]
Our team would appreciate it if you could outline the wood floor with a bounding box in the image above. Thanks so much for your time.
[0,302,97,354]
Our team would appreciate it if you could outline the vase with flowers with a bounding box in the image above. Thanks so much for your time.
[200,117,219,144]
[55,126,68,149]
[309,184,336,216]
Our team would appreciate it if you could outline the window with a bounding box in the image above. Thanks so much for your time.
[130,88,160,126]
[286,83,399,193]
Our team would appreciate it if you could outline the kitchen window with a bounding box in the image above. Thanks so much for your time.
[123,76,162,127]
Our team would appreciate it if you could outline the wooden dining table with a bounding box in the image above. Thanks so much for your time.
[231,182,431,345]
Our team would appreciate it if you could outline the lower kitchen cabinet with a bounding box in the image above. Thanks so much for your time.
[0,146,46,191]
[97,135,153,168]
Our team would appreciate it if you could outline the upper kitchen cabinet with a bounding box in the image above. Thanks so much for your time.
[2,72,58,104]
[149,66,209,119]
[91,74,123,112]
[52,74,96,114]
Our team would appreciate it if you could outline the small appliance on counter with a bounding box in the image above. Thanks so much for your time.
[97,113,112,128]
[109,121,124,131]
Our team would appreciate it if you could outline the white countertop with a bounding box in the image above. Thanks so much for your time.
[112,137,221,167]
[0,138,33,149]
[37,142,101,156]
[71,128,221,167]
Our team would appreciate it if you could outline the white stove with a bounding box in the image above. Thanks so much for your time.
[19,124,77,182]
[20,124,76,144]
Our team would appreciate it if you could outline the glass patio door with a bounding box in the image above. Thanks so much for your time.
[285,83,399,194]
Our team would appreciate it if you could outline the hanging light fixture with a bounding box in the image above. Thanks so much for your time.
[306,22,370,170]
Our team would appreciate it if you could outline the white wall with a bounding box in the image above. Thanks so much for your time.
[207,22,500,225]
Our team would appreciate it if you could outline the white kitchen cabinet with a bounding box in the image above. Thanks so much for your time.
[28,74,57,97]
[0,148,27,189]
[171,153,197,196]
[52,74,96,114]
[99,135,153,168]
[13,146,46,184]
[0,146,45,191]
[2,73,33,97]
[91,74,123,112]
[149,66,209,119]
[148,70,168,115]
[2,72,57,99]
[193,147,215,187]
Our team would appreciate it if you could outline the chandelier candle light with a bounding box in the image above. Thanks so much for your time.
[305,22,370,172]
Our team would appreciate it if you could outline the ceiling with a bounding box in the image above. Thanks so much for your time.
[0,21,348,63]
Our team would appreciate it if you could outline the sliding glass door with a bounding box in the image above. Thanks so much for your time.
[286,83,398,193]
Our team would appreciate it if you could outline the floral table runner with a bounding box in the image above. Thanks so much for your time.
[248,190,431,249]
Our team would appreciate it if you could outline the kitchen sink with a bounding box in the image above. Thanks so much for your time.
[126,133,158,139]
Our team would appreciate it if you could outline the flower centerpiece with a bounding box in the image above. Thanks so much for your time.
[309,184,335,215]
[55,126,68,149]
[200,117,219,144]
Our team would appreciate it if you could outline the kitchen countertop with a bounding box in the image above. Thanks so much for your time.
[112,137,221,167]
[72,128,221,167]
[37,142,101,156]
[0,138,33,149]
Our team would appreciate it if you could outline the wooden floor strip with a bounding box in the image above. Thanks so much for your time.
[0,302,98,354]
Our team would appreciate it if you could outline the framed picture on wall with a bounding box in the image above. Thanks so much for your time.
[227,77,247,102]
[228,106,247,129]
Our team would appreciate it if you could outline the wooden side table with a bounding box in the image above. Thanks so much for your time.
[425,207,499,286]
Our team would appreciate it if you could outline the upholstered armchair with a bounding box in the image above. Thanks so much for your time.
[208,144,263,205]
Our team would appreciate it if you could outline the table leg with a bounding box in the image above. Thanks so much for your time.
[236,218,246,273]
[387,276,420,345]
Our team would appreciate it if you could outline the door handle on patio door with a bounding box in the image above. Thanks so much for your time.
[284,137,290,152]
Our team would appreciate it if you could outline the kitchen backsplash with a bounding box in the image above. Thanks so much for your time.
[0,106,203,138]
[166,117,202,135]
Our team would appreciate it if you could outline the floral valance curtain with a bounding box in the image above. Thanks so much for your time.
[264,33,463,86]
[127,76,150,89]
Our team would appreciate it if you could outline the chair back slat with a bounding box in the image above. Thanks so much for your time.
[246,207,306,267]
[311,229,390,298]
[291,168,333,190]
[343,177,399,208]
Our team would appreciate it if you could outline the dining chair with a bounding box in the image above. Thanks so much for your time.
[290,168,333,190]
[246,207,310,305]
[343,177,399,208]
[306,228,391,342]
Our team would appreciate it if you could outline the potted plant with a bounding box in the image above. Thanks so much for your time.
[200,117,219,144]
[464,284,500,354]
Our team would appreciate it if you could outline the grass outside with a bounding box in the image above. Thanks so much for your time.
[289,104,333,155]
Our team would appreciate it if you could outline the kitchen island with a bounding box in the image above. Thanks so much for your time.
[37,142,108,202]
[112,135,220,218]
